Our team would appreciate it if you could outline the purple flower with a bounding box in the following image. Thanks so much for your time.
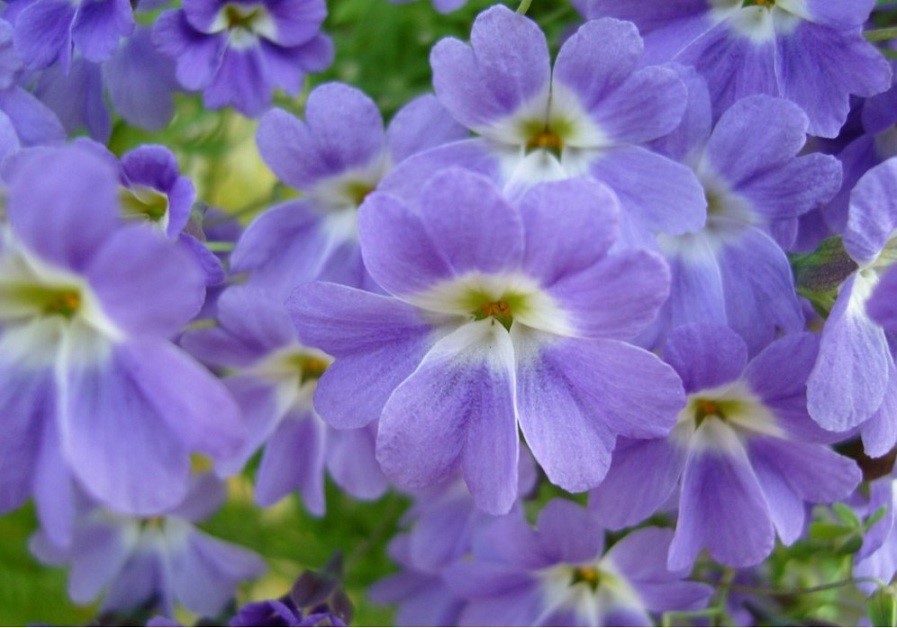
[856,478,897,591]
[102,25,180,132]
[0,145,244,544]
[231,82,466,298]
[814,79,897,244]
[76,139,226,285]
[369,534,466,627]
[384,6,706,240]
[288,169,684,514]
[807,157,897,455]
[153,0,333,116]
[644,72,841,353]
[29,56,111,141]
[29,474,266,617]
[443,499,712,626]
[590,325,861,569]
[6,0,133,71]
[588,0,892,138]
[181,285,388,515]
[27,25,180,142]
[0,84,66,161]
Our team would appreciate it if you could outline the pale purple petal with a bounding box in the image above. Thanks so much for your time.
[518,178,619,285]
[589,145,706,234]
[168,527,266,617]
[844,158,897,264]
[668,421,774,570]
[6,145,119,271]
[861,360,897,458]
[714,223,806,355]
[869,266,897,331]
[0,362,49,513]
[747,436,860,507]
[548,249,670,340]
[648,63,713,162]
[61,347,191,514]
[356,191,453,297]
[776,22,891,138]
[386,93,468,164]
[326,424,389,500]
[378,320,517,514]
[104,26,178,131]
[678,24,777,122]
[86,226,205,338]
[287,283,436,429]
[257,84,384,189]
[71,0,133,63]
[256,414,325,515]
[13,0,74,69]
[589,436,685,529]
[663,323,747,393]
[514,331,683,493]
[808,276,891,431]
[554,19,685,143]
[415,168,524,279]
[229,200,332,299]
[430,5,550,138]
[534,499,603,564]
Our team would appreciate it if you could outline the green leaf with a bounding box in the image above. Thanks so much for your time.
[833,502,862,528]
[809,521,850,541]
[0,506,96,625]
[868,586,897,627]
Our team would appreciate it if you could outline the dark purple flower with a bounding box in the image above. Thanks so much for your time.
[153,0,333,116]
[6,0,133,71]
[589,0,892,138]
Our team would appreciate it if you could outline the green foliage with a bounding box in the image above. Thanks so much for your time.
[200,479,410,626]
[870,586,897,627]
[0,506,95,626]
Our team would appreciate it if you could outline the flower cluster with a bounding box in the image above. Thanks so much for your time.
[1,0,897,626]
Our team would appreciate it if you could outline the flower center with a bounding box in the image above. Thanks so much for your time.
[473,298,515,331]
[570,566,602,591]
[223,3,265,32]
[119,186,169,226]
[525,129,564,157]
[742,0,775,7]
[520,118,576,159]
[294,354,329,385]
[694,398,726,426]
[1,283,84,320]
[43,288,81,319]
[258,349,332,389]
[343,181,375,207]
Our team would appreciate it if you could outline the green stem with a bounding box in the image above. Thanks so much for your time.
[205,241,236,252]
[517,0,532,14]
[699,576,887,597]
[866,26,897,42]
